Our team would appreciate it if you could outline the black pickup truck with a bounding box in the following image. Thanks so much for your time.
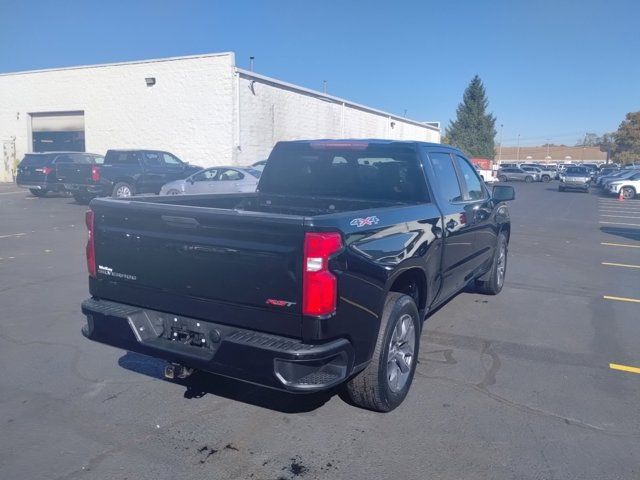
[57,149,201,203]
[81,140,514,411]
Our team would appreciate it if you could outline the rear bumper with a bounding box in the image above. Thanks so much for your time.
[81,298,355,392]
[63,183,107,195]
[15,181,64,191]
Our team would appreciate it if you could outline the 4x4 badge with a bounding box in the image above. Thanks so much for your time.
[350,216,380,228]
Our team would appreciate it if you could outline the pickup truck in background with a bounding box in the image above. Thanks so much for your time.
[81,139,514,412]
[15,152,104,197]
[57,149,201,204]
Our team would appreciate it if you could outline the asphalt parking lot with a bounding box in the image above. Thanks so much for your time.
[1,182,639,480]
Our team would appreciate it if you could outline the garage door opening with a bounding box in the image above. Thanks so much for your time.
[31,111,85,152]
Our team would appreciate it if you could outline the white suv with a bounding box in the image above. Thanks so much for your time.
[607,171,640,199]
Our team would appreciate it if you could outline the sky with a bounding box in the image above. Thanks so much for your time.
[1,0,638,146]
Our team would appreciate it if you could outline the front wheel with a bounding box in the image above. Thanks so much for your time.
[498,175,507,182]
[344,293,420,412]
[476,232,508,295]
[29,188,47,197]
[524,176,533,183]
[622,186,636,199]
[542,175,551,183]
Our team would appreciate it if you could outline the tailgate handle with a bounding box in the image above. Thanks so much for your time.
[161,215,200,228]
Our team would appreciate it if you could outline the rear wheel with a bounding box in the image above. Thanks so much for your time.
[344,293,420,412]
[524,176,533,183]
[476,232,508,295]
[112,182,134,198]
[498,175,507,182]
[166,189,181,195]
[29,188,47,197]
[559,185,565,192]
[73,193,92,205]
[542,175,551,183]
[622,186,636,199]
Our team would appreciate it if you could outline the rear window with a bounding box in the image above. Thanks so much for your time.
[259,142,429,203]
[20,154,53,167]
[566,167,587,174]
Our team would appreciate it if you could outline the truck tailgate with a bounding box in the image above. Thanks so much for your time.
[90,199,306,337]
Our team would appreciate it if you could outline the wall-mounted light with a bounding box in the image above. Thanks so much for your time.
[390,121,396,129]
[145,77,156,87]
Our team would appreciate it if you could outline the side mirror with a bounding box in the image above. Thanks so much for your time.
[492,185,515,202]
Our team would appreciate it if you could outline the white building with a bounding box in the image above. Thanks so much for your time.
[0,52,440,182]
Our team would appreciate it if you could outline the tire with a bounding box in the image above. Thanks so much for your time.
[29,188,47,197]
[524,176,533,183]
[476,232,508,295]
[622,186,636,199]
[498,175,507,182]
[112,182,134,198]
[73,193,92,205]
[166,189,181,195]
[344,293,420,412]
[542,175,551,183]
[558,186,565,192]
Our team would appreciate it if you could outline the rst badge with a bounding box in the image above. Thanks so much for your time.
[350,216,380,228]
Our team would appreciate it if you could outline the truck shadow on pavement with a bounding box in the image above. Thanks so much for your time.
[600,226,640,242]
[117,352,336,413]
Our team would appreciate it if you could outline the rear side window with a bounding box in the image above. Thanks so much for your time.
[163,153,182,165]
[260,142,429,203]
[219,169,244,181]
[455,155,485,200]
[428,152,463,203]
[20,154,52,167]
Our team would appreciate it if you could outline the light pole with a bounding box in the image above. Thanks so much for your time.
[498,124,504,163]
[249,56,255,72]
[323,80,327,94]
[516,134,521,162]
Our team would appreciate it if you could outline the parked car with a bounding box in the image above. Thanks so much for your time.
[473,164,497,183]
[606,171,640,199]
[521,166,552,182]
[160,166,261,195]
[599,169,639,188]
[559,166,591,192]
[57,149,201,203]
[80,139,514,412]
[539,165,559,179]
[497,167,537,183]
[15,152,104,197]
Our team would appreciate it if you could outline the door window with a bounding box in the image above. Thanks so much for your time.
[192,169,218,182]
[218,169,244,181]
[428,152,463,203]
[455,155,486,200]
[143,152,162,166]
[163,153,182,165]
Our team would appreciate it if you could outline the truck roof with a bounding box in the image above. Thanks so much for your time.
[284,138,451,149]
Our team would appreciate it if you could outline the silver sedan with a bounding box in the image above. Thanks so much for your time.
[160,166,261,195]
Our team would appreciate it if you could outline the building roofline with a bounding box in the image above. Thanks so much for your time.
[236,68,440,132]
[0,52,235,77]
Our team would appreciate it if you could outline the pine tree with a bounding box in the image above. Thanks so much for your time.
[445,75,497,158]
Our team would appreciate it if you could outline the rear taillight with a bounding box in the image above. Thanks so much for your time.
[91,165,100,182]
[85,210,96,278]
[302,232,342,316]
[41,166,53,175]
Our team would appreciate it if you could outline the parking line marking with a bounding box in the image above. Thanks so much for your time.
[0,233,26,239]
[601,242,640,249]
[0,191,24,196]
[610,363,640,375]
[602,262,640,269]
[603,295,640,304]
[599,221,640,227]
[600,214,640,219]
[599,208,640,212]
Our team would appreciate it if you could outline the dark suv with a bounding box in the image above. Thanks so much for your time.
[15,152,104,197]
